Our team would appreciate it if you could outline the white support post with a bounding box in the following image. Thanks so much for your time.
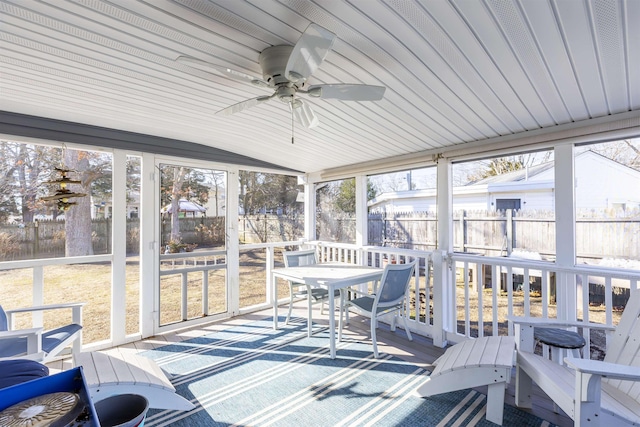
[32,265,44,327]
[226,168,240,316]
[554,144,577,321]
[431,250,447,347]
[266,246,274,306]
[355,174,368,248]
[433,157,453,347]
[111,149,127,344]
[303,179,316,242]
[139,153,156,338]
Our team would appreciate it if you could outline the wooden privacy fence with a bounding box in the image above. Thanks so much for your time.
[1,210,639,261]
[370,209,640,261]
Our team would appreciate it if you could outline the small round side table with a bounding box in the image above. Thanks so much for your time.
[534,327,586,364]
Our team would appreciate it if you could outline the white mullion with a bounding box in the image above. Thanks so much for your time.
[111,149,127,344]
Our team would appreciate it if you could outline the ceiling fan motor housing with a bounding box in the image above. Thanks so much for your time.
[259,45,300,89]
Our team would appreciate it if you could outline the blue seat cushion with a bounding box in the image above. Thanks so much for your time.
[0,359,49,390]
[0,323,82,358]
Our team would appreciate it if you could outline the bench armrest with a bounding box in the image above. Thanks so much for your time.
[565,357,640,382]
[507,316,615,331]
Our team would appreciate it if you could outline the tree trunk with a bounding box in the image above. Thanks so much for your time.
[64,150,93,256]
[170,167,185,242]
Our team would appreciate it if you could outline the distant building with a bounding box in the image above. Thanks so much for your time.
[368,151,640,213]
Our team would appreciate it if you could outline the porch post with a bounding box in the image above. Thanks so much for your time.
[139,153,156,338]
[227,168,240,316]
[355,175,368,265]
[554,144,577,321]
[111,149,127,344]
[434,157,453,347]
[303,179,316,241]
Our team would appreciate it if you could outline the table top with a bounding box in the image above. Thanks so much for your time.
[534,327,586,349]
[272,263,383,288]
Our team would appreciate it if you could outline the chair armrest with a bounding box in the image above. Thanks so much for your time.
[0,327,43,338]
[0,328,43,358]
[507,315,615,331]
[565,357,640,382]
[6,302,85,329]
[5,302,86,314]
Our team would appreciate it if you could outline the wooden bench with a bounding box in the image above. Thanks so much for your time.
[75,350,194,411]
[416,336,515,426]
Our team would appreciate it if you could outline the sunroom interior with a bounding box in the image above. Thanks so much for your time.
[1,1,639,426]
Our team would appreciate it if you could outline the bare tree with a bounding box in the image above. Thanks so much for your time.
[169,166,186,242]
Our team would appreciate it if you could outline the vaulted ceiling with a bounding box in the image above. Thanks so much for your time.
[1,0,638,177]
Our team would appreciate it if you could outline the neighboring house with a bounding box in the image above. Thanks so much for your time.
[93,190,140,219]
[368,151,640,213]
[203,188,226,217]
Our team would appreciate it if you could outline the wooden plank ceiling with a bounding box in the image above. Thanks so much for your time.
[0,0,638,176]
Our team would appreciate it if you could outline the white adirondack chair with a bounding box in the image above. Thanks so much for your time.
[0,303,84,363]
[510,292,640,426]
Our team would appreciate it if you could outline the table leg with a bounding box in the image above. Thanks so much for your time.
[307,285,313,337]
[329,287,336,359]
[273,274,278,330]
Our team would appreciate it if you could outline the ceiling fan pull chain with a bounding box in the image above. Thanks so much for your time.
[291,99,295,144]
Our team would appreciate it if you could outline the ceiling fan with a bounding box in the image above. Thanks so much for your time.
[177,23,385,130]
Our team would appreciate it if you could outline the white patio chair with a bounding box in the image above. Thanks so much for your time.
[510,291,640,426]
[339,261,416,358]
[283,249,339,324]
[0,302,84,363]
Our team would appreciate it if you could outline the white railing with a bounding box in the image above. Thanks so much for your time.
[5,240,640,358]
[447,252,640,356]
[308,241,435,339]
[159,249,227,321]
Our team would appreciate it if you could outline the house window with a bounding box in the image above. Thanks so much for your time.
[496,199,521,211]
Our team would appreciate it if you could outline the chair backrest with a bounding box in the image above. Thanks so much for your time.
[375,261,416,308]
[602,290,640,397]
[283,249,317,268]
[0,305,7,332]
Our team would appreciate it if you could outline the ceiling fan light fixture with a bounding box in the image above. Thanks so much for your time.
[287,71,305,83]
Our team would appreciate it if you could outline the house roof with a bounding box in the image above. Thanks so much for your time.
[0,1,638,177]
[161,199,206,214]
[468,162,554,185]
[468,150,640,185]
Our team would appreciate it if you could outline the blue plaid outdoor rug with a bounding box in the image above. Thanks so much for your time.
[141,318,555,426]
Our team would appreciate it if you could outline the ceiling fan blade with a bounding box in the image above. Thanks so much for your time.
[306,84,386,101]
[290,100,319,128]
[285,24,336,83]
[176,56,270,88]
[216,95,273,116]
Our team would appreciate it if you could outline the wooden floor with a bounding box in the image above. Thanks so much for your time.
[49,303,573,427]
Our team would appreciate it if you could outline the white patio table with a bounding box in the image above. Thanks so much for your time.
[272,263,383,359]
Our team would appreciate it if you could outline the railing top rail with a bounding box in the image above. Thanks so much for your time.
[240,240,306,250]
[160,249,226,259]
[0,254,112,270]
[449,252,640,280]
